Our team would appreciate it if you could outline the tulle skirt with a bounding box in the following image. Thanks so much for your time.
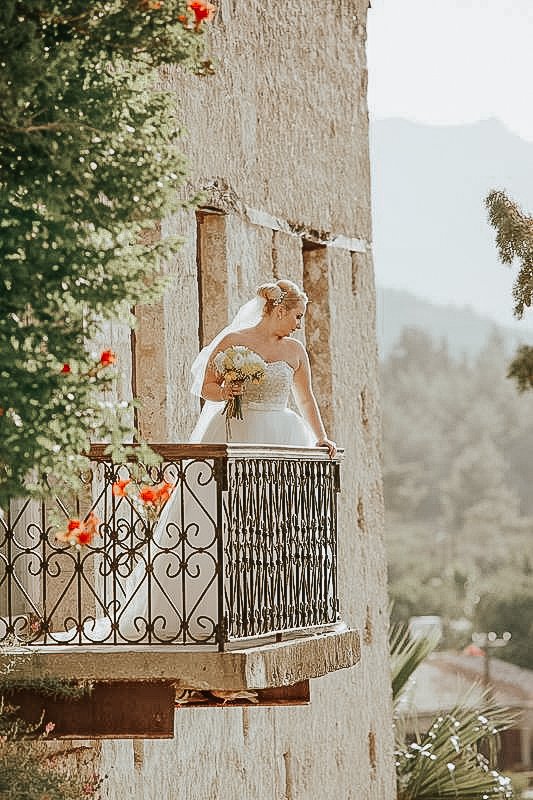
[189,401,315,447]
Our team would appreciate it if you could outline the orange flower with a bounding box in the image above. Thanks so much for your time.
[112,479,131,497]
[60,364,71,373]
[84,512,99,536]
[188,0,215,27]
[139,486,157,503]
[56,520,82,544]
[155,481,174,503]
[56,514,99,547]
[99,349,116,367]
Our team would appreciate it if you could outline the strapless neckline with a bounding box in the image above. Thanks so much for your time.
[247,348,295,372]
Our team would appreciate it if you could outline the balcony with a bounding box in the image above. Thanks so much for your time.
[0,444,360,732]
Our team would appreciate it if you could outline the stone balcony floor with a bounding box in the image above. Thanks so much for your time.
[2,624,360,691]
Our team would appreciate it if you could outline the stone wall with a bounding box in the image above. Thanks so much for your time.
[98,2,395,798]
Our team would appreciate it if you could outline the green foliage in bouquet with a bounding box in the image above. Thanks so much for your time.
[0,1,212,507]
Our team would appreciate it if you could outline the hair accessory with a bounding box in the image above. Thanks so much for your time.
[263,285,287,305]
[271,290,287,306]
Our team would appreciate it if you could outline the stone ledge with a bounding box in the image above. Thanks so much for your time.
[1,628,360,691]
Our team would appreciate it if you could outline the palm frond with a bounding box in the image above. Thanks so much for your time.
[391,621,517,799]
[390,621,440,706]
[396,681,516,799]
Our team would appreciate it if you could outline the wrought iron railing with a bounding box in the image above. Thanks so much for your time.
[0,444,341,650]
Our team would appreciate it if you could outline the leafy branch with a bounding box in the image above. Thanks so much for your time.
[486,190,533,394]
[486,190,533,319]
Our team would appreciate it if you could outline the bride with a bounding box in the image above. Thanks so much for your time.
[54,279,336,644]
[190,279,336,456]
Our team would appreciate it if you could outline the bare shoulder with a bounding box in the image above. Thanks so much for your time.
[215,331,249,350]
[217,332,237,349]
[285,338,309,368]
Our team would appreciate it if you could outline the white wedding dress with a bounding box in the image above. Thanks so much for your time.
[52,361,315,645]
[190,358,315,446]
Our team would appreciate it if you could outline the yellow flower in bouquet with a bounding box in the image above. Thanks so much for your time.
[213,346,266,438]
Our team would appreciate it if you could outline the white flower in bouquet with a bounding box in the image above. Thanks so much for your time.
[213,346,266,437]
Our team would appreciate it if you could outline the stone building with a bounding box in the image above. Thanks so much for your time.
[7,2,394,798]
[94,3,395,798]
[101,2,393,798]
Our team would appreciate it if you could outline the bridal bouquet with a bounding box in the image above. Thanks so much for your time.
[213,346,266,437]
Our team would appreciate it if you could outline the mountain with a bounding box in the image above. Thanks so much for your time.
[370,117,533,327]
[376,286,533,361]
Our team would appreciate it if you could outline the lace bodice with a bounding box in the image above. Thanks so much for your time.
[243,361,294,410]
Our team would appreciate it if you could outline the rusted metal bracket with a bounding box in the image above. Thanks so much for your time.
[7,681,175,739]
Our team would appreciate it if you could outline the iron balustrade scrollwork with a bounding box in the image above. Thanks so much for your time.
[0,445,342,649]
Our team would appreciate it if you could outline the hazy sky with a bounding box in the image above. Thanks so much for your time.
[367,0,533,143]
[366,0,533,327]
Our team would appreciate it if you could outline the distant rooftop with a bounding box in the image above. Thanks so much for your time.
[399,650,533,716]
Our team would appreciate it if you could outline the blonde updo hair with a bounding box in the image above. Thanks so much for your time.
[256,279,308,314]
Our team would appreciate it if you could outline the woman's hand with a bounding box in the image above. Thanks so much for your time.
[316,437,337,459]
[219,381,244,402]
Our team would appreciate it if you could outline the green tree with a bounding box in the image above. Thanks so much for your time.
[440,436,509,531]
[0,1,212,507]
[382,324,533,657]
[486,190,533,391]
[474,572,533,671]
[381,328,455,518]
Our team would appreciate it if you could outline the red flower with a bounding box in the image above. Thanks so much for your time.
[77,530,92,546]
[99,349,116,367]
[67,519,81,532]
[188,0,216,26]
[112,479,131,497]
[60,364,71,373]
[139,486,157,503]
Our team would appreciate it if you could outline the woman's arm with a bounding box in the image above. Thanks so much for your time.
[292,343,337,458]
